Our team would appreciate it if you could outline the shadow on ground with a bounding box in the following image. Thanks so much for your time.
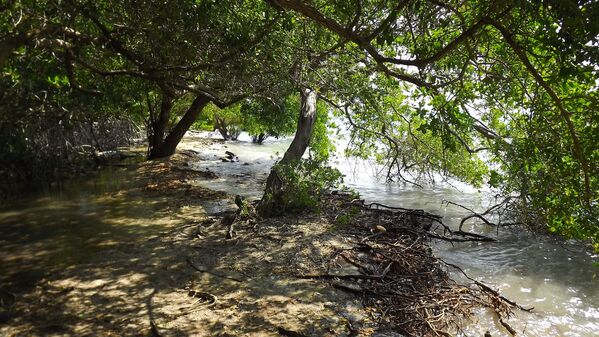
[0,150,365,337]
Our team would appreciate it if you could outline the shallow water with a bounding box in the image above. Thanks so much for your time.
[1,132,597,336]
[0,165,178,288]
[341,161,598,336]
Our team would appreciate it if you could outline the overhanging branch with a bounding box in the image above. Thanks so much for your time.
[265,0,433,88]
[484,17,592,207]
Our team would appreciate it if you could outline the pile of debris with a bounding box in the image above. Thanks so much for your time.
[296,192,531,336]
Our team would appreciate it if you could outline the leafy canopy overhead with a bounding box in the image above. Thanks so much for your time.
[1,0,597,248]
[266,0,598,248]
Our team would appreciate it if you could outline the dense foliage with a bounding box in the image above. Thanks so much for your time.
[266,0,598,249]
[240,95,298,142]
[268,158,344,213]
[0,3,142,193]
[1,0,597,249]
[191,94,298,142]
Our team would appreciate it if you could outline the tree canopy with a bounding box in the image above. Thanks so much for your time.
[265,0,598,248]
[1,0,597,249]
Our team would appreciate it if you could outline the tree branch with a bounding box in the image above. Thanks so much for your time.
[77,5,145,67]
[265,0,433,88]
[64,50,102,95]
[364,0,412,41]
[484,17,592,207]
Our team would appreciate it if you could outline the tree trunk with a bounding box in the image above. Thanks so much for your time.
[149,93,174,156]
[258,88,317,216]
[148,94,211,159]
[252,133,268,144]
[214,115,230,140]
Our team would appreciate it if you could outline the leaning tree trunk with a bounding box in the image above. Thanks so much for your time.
[258,88,317,216]
[148,93,211,159]
[148,93,174,157]
[213,115,231,140]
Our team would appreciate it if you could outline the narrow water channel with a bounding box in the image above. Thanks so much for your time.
[1,133,597,336]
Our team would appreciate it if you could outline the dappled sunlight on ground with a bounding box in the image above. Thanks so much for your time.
[0,141,368,336]
[168,215,365,337]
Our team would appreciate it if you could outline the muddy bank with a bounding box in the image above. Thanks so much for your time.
[0,139,520,337]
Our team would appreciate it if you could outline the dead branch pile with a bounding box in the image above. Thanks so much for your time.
[306,192,529,337]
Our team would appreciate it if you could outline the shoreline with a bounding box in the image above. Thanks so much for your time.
[0,136,520,337]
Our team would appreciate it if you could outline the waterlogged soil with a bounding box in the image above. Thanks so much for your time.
[0,142,370,337]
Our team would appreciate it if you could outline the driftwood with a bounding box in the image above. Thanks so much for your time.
[361,197,495,242]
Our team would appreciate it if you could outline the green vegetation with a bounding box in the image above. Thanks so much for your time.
[264,159,344,214]
[1,0,597,249]
[190,94,298,142]
[334,205,362,228]
[240,95,298,143]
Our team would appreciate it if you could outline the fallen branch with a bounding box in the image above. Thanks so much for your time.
[366,202,426,214]
[440,259,533,312]
[499,318,517,336]
[313,193,523,335]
